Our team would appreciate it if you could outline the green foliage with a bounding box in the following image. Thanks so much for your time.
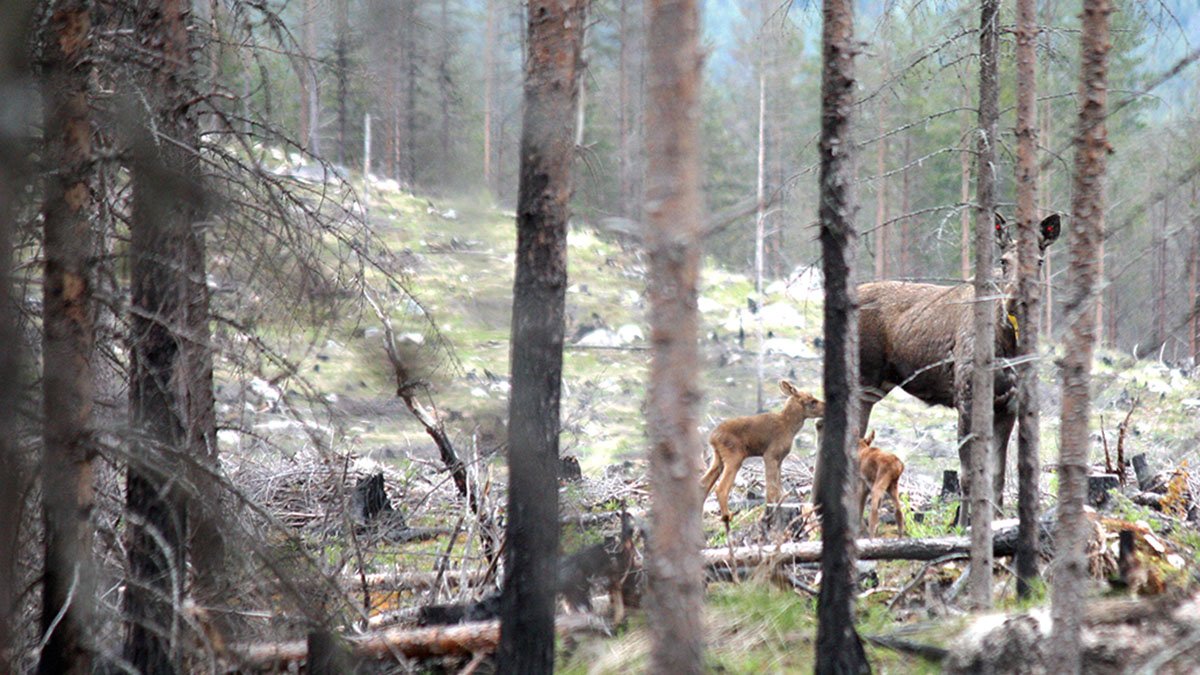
[904,496,964,539]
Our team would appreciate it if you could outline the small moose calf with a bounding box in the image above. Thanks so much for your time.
[857,430,906,537]
[700,380,825,522]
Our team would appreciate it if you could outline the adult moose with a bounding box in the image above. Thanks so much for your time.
[856,213,1061,521]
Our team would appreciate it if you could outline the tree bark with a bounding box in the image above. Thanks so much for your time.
[1013,0,1042,600]
[38,2,97,671]
[495,0,584,670]
[617,0,632,216]
[643,0,706,669]
[1049,0,1112,671]
[966,0,1000,609]
[815,0,868,672]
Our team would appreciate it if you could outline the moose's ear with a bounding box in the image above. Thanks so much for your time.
[780,380,797,396]
[994,211,1013,248]
[1039,214,1062,248]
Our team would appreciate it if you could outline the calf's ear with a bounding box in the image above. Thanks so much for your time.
[1039,214,1062,248]
[780,380,798,397]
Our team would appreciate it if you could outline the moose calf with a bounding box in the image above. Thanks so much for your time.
[700,380,825,522]
[812,422,906,537]
[856,430,906,537]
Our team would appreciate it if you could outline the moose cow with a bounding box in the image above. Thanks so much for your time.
[856,213,1061,520]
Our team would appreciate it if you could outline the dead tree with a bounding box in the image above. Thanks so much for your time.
[644,0,707,669]
[1049,0,1113,671]
[38,1,98,671]
[815,0,869,672]
[495,0,585,670]
[1013,0,1042,599]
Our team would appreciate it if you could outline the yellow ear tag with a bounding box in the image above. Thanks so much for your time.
[1007,313,1020,341]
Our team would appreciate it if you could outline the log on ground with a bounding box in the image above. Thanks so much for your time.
[702,518,1053,569]
[232,613,608,670]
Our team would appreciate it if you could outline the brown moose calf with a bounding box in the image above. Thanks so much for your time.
[700,380,824,522]
[856,430,906,537]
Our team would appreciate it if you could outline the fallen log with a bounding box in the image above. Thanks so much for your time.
[233,614,608,670]
[344,569,490,593]
[702,518,1052,569]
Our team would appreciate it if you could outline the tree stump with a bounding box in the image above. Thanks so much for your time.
[1131,453,1153,491]
[941,470,961,501]
[1087,474,1120,509]
[761,502,812,537]
[351,472,395,523]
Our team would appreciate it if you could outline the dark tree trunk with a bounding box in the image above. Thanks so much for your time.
[124,0,211,670]
[815,0,868,673]
[1049,0,1112,670]
[643,0,706,670]
[0,2,35,666]
[1013,0,1042,599]
[495,0,584,670]
[38,2,97,672]
[966,0,999,608]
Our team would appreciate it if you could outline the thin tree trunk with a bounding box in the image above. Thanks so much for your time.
[1013,0,1042,599]
[644,0,706,669]
[495,0,584,669]
[483,0,497,196]
[754,51,767,411]
[39,3,97,672]
[960,87,972,282]
[404,5,418,187]
[966,0,1000,609]
[1042,73,1055,337]
[1156,197,1168,348]
[815,0,867,672]
[874,107,888,281]
[439,0,451,185]
[617,0,632,215]
[900,133,911,276]
[1191,183,1199,363]
[298,0,318,152]
[336,0,349,165]
[1049,0,1112,670]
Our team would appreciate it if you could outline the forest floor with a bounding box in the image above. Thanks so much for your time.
[220,175,1200,672]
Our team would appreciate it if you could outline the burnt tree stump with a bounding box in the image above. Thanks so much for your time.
[1087,473,1121,509]
[940,470,961,501]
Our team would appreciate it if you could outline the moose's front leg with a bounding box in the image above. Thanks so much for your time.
[992,408,1017,510]
[954,358,976,527]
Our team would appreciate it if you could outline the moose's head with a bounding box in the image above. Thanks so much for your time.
[993,212,1062,285]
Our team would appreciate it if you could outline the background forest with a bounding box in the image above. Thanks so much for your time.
[2,0,1200,672]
